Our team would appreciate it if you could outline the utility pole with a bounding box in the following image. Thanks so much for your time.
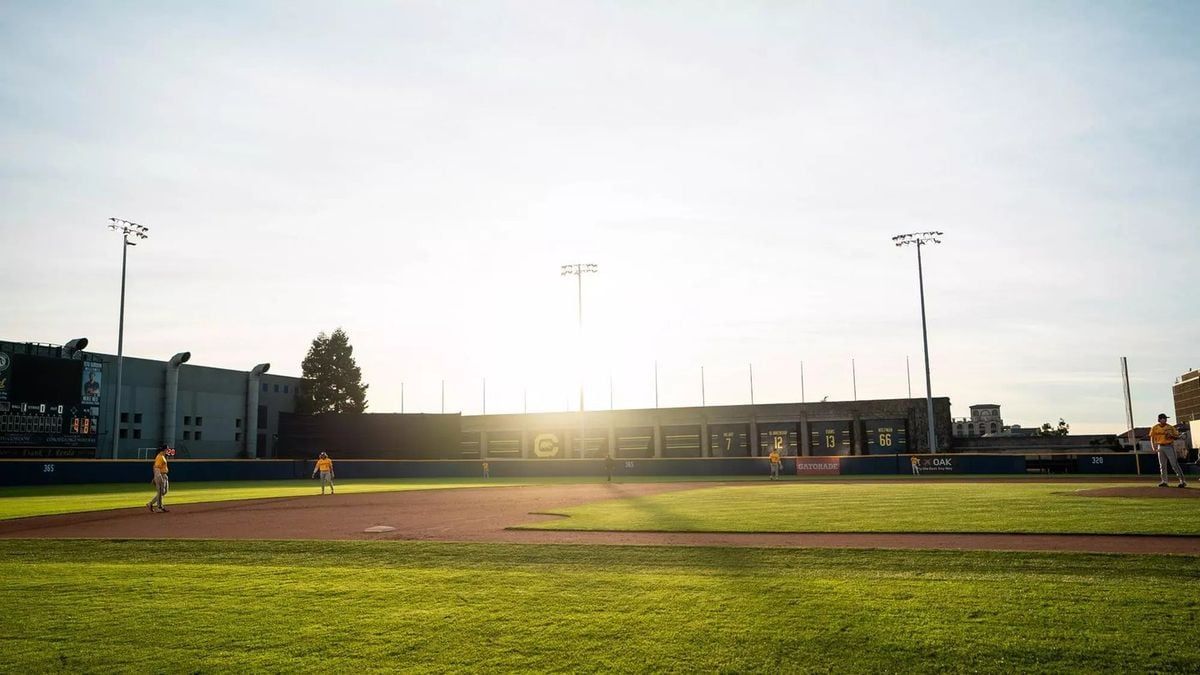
[893,231,943,452]
[701,366,706,406]
[852,358,857,401]
[107,217,149,458]
[749,363,755,405]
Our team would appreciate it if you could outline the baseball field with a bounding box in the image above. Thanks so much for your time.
[2,477,1199,672]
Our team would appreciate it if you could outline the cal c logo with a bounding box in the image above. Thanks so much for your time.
[0,353,9,372]
[533,433,560,458]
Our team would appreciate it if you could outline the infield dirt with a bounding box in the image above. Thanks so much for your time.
[3,482,1200,554]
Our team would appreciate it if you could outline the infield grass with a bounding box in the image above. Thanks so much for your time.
[524,481,1200,536]
[0,539,1197,673]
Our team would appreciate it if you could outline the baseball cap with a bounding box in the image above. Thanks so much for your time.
[1158,413,1170,420]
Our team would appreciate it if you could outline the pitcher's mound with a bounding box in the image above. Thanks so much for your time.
[1074,486,1200,499]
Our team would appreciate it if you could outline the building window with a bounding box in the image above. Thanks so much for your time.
[120,412,129,423]
[235,418,242,428]
[183,431,191,440]
[235,432,242,442]
[194,431,202,441]
[283,385,289,393]
[119,428,128,439]
[195,416,203,427]
[184,416,192,426]
[132,429,142,439]
[133,413,143,424]
[274,384,280,393]
[262,383,269,392]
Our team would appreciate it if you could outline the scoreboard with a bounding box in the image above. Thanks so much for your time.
[0,352,101,457]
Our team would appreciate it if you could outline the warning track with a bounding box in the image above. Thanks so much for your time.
[2,482,1199,555]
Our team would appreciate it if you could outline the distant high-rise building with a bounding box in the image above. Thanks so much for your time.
[1174,369,1200,424]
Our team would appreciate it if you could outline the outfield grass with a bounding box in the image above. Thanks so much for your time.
[0,539,1197,673]
[524,482,1200,536]
[0,479,536,521]
[0,476,810,521]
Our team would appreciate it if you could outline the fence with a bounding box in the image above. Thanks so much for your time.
[0,452,1181,487]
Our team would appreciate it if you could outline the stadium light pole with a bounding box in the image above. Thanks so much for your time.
[654,360,659,408]
[893,231,943,453]
[108,218,148,458]
[562,263,597,457]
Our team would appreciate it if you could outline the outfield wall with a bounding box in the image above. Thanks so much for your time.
[0,452,1184,486]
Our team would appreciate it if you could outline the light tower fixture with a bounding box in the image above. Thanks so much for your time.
[893,231,942,453]
[108,217,150,458]
[561,263,598,458]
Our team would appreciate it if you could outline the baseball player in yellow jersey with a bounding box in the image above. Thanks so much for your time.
[768,449,781,480]
[1150,413,1186,488]
[313,452,335,494]
[147,444,170,512]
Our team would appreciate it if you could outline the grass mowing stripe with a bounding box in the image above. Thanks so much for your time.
[523,482,1200,536]
[1,540,1198,673]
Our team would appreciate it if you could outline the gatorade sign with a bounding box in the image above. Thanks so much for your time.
[795,456,842,476]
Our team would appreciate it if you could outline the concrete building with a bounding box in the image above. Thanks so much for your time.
[460,397,952,458]
[1175,369,1200,424]
[952,404,1004,438]
[1,338,299,459]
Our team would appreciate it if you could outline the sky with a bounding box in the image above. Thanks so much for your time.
[2,1,1198,433]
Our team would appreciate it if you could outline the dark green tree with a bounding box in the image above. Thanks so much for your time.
[297,328,368,414]
[1038,418,1070,437]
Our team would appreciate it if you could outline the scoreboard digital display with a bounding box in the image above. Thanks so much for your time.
[864,419,908,454]
[809,420,854,456]
[0,352,100,457]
